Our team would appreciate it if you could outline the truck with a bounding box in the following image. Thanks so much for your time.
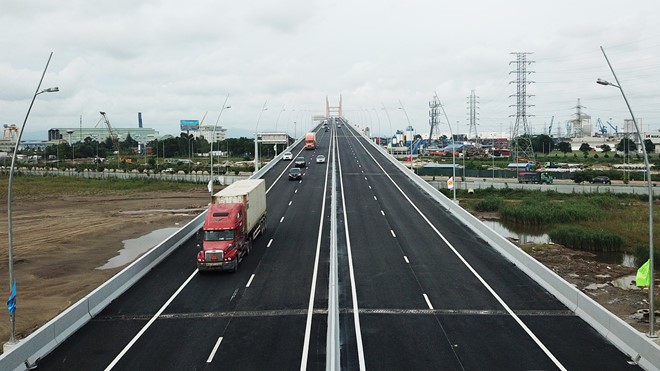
[196,179,267,272]
[305,132,316,150]
[518,171,553,184]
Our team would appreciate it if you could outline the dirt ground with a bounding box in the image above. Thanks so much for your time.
[0,189,211,345]
[0,189,657,347]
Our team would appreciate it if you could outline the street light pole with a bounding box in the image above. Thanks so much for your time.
[210,94,230,194]
[398,101,413,172]
[7,52,58,345]
[435,92,457,202]
[254,101,268,172]
[598,45,655,338]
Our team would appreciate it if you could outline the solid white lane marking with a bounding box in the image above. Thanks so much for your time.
[206,337,223,363]
[391,230,396,238]
[404,256,409,264]
[267,239,273,248]
[423,294,434,310]
[246,274,255,288]
[105,269,198,370]
[301,129,333,370]
[337,137,366,370]
[280,216,284,223]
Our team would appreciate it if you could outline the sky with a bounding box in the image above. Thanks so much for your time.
[2,0,660,141]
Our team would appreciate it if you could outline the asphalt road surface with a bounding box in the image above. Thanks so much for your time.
[39,120,638,370]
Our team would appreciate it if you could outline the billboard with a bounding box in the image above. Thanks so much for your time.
[180,120,200,131]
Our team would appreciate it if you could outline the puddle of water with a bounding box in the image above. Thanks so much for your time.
[481,219,635,267]
[97,227,180,270]
[481,219,550,244]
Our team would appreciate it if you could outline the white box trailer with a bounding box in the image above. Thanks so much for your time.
[212,179,267,237]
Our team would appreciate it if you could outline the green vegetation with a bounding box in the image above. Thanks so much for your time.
[549,226,625,252]
[474,196,504,212]
[445,187,657,256]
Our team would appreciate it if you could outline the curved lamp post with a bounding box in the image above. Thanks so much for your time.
[398,101,414,172]
[435,92,457,202]
[209,94,230,194]
[598,46,655,337]
[254,101,268,172]
[7,52,58,345]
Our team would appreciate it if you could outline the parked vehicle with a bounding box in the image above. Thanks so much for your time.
[282,152,293,160]
[591,176,612,184]
[288,167,302,180]
[305,132,317,150]
[316,155,326,164]
[295,156,306,167]
[518,171,553,184]
[196,179,267,272]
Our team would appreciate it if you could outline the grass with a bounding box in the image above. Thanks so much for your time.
[0,174,203,200]
[549,226,625,252]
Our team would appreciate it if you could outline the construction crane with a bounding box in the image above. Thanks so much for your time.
[595,118,608,136]
[97,111,131,165]
[547,116,554,136]
[607,120,619,136]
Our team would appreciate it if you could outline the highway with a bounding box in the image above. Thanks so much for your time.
[38,119,639,370]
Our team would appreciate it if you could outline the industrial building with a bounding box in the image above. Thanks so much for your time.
[48,127,159,144]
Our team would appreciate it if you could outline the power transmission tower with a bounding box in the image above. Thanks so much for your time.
[509,52,536,161]
[467,90,479,141]
[429,95,441,142]
[571,98,588,138]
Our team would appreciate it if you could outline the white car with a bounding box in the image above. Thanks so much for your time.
[282,152,293,161]
[316,155,326,164]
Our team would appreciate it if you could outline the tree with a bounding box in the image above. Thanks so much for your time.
[557,142,571,155]
[644,139,655,153]
[600,144,611,153]
[532,134,553,154]
[616,137,636,154]
[579,143,592,156]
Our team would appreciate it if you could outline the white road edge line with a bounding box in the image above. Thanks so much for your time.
[105,269,199,370]
[347,129,568,371]
[246,274,255,288]
[206,337,223,363]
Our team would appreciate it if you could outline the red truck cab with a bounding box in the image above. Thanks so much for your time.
[196,203,249,272]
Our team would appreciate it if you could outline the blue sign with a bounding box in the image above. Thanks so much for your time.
[7,281,16,315]
[180,120,200,131]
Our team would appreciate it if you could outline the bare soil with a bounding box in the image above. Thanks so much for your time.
[0,189,210,344]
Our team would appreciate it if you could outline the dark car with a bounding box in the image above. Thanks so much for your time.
[288,167,302,180]
[294,156,306,167]
[591,176,611,184]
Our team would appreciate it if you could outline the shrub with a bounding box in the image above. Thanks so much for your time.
[549,226,624,252]
[475,196,503,212]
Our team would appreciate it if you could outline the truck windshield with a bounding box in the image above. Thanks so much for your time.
[204,230,235,241]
